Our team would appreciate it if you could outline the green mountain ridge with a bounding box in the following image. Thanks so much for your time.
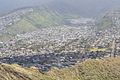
[0,7,65,41]
[98,9,120,30]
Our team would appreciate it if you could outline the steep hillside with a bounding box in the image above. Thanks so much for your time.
[0,7,64,41]
[98,9,120,30]
[6,18,37,35]
[48,57,120,80]
[1,57,120,80]
[0,63,53,80]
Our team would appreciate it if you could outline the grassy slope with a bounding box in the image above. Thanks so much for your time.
[98,17,113,30]
[0,18,37,41]
[1,57,120,80]
[49,57,120,80]
[26,10,63,27]
[0,9,64,41]
[0,64,53,80]
[6,18,37,35]
[6,9,64,34]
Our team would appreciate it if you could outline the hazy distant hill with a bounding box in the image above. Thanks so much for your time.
[47,0,120,17]
[97,9,120,30]
[7,7,64,33]
[2,0,120,17]
[0,7,65,41]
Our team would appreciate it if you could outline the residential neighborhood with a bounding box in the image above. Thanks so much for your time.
[0,8,120,71]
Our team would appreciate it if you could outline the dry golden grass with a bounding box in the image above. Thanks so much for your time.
[1,57,120,80]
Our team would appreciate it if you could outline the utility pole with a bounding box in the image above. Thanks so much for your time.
[111,17,117,57]
[111,38,116,57]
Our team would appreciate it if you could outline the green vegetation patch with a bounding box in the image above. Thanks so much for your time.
[6,18,37,35]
